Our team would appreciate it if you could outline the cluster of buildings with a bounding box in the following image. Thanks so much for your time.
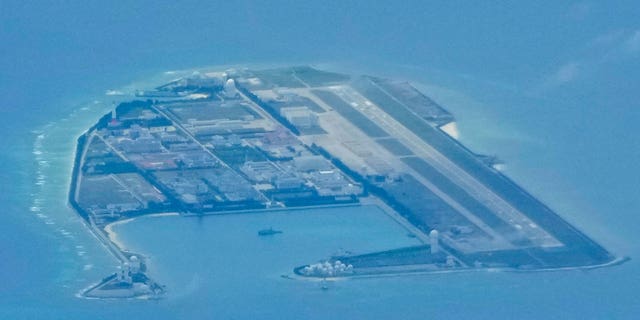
[75,72,363,225]
[72,66,617,291]
[84,255,164,299]
[299,260,354,277]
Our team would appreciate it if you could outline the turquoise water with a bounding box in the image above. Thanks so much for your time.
[1,67,637,319]
[2,1,640,318]
[109,207,636,319]
[113,207,422,318]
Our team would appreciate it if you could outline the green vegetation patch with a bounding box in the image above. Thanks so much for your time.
[291,66,350,87]
[168,101,260,122]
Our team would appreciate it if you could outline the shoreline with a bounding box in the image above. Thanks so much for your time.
[63,65,622,301]
[100,202,375,259]
[181,201,362,217]
[289,256,631,282]
[89,202,630,295]
[99,204,630,288]
[104,212,180,251]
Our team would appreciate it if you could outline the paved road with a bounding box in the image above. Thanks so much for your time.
[335,85,560,248]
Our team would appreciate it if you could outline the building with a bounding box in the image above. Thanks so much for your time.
[280,106,318,128]
[224,78,238,97]
[429,230,439,254]
[293,155,332,172]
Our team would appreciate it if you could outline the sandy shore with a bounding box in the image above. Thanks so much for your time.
[104,212,179,250]
[440,121,460,139]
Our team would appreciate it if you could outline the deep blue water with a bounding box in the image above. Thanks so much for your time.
[1,1,639,319]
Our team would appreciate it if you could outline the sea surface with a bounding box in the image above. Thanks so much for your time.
[1,2,639,319]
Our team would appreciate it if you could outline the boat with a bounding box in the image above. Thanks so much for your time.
[258,227,283,236]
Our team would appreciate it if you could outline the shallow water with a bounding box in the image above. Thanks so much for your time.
[2,2,640,318]
[2,77,637,318]
[108,207,638,319]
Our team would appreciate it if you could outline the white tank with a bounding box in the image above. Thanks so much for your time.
[224,78,237,97]
[429,229,439,254]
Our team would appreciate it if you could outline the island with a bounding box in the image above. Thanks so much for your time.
[69,66,623,298]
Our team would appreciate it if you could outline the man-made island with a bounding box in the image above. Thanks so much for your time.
[69,66,621,298]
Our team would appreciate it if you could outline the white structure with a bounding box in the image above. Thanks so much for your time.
[129,255,141,274]
[117,263,132,284]
[446,255,455,267]
[116,256,142,285]
[429,229,439,254]
[301,260,354,277]
[224,78,238,97]
[280,106,318,128]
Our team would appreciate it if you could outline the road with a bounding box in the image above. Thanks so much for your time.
[151,103,271,203]
[297,87,515,250]
[335,85,561,248]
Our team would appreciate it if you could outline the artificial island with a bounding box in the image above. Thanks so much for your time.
[69,66,622,298]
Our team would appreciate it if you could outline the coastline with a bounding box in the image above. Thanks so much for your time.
[290,256,631,282]
[63,76,176,256]
[104,212,179,251]
[63,65,621,302]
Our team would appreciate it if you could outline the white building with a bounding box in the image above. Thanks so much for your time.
[429,229,439,254]
[224,78,238,97]
[280,106,318,128]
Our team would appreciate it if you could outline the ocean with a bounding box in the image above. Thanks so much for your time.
[1,1,639,319]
